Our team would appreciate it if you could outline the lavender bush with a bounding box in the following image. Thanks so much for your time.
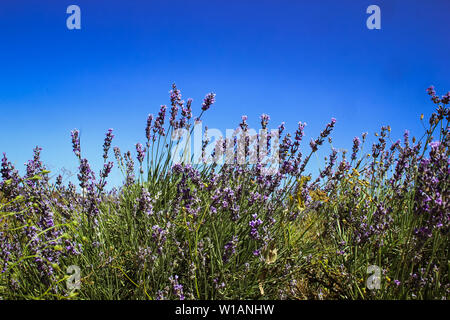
[0,85,448,300]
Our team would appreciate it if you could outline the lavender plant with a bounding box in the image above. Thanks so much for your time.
[0,85,448,300]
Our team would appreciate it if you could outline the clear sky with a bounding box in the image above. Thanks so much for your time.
[1,0,449,187]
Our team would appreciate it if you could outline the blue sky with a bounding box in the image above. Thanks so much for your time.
[0,0,449,187]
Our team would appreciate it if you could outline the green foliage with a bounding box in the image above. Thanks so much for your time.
[0,85,448,300]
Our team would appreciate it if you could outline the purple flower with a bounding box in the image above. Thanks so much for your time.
[170,83,183,106]
[152,225,167,254]
[138,188,153,216]
[182,98,193,120]
[55,174,63,187]
[309,139,317,152]
[145,114,154,146]
[102,129,114,161]
[260,113,270,129]
[169,275,185,300]
[71,129,81,159]
[136,143,146,166]
[169,104,179,128]
[351,136,361,161]
[124,151,135,186]
[239,115,248,131]
[222,235,238,263]
[249,213,263,239]
[98,161,114,190]
[153,105,167,138]
[320,148,338,179]
[202,93,216,111]
[278,122,285,136]
[441,92,450,105]
[78,158,94,189]
[429,141,440,150]
[1,153,14,181]
[100,162,114,179]
[294,122,306,146]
